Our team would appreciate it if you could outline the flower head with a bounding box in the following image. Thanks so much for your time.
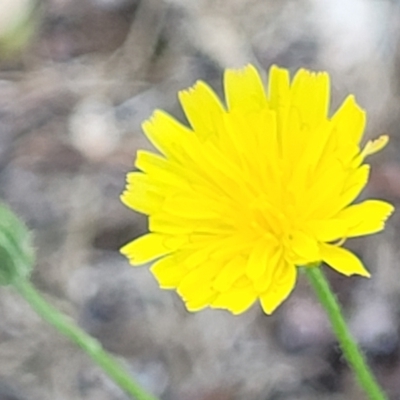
[120,65,394,315]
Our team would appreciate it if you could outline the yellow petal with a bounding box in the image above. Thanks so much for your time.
[337,200,394,237]
[289,120,332,190]
[250,109,281,186]
[224,64,267,112]
[317,164,370,219]
[253,248,283,293]
[246,237,277,280]
[301,159,347,219]
[290,230,320,262]
[320,243,370,277]
[125,171,171,198]
[213,257,246,292]
[260,262,297,314]
[136,149,168,173]
[120,233,174,266]
[305,219,347,242]
[151,255,187,288]
[360,135,389,159]
[177,262,220,300]
[136,149,215,192]
[142,110,193,161]
[281,104,303,163]
[268,65,290,141]
[210,237,251,261]
[149,214,192,235]
[189,137,250,191]
[135,150,189,189]
[331,95,366,146]
[290,69,330,130]
[120,185,163,216]
[211,284,257,315]
[185,288,217,312]
[179,241,223,268]
[268,65,290,110]
[162,193,224,219]
[178,81,225,140]
[336,165,370,210]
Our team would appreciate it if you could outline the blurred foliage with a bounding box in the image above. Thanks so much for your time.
[0,0,40,57]
[0,203,34,285]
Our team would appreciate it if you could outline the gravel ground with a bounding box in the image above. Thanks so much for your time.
[0,1,400,399]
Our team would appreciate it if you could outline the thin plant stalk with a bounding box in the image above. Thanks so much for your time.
[13,278,159,400]
[304,266,387,400]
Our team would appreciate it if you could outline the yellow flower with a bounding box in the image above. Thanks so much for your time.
[120,65,394,315]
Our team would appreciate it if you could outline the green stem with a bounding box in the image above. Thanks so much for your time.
[304,266,387,400]
[13,278,159,400]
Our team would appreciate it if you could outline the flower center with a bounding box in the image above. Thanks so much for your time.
[248,196,320,265]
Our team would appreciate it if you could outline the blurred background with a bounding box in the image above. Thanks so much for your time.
[0,0,400,399]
